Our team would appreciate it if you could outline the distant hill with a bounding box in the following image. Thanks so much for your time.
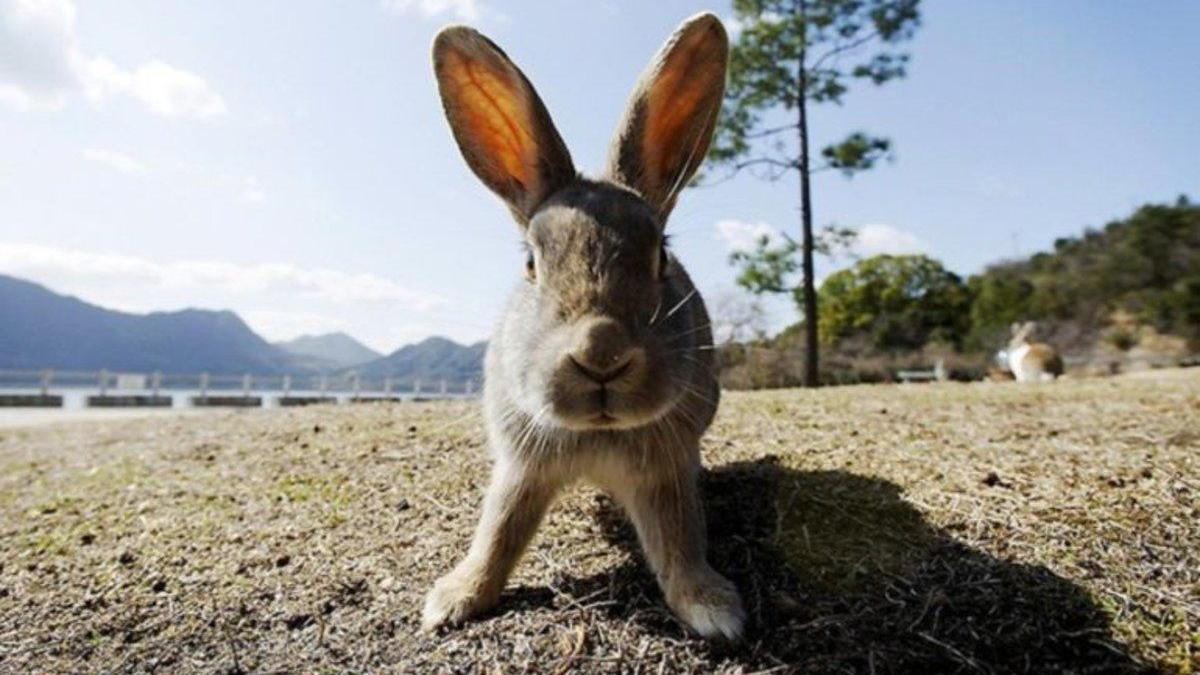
[0,274,296,374]
[967,196,1200,351]
[356,336,485,385]
[276,332,381,370]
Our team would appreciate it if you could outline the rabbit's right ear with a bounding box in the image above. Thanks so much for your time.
[432,27,575,224]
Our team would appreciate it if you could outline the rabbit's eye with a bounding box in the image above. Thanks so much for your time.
[657,245,670,281]
[525,252,536,281]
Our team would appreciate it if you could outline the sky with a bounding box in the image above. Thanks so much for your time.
[1,0,1197,353]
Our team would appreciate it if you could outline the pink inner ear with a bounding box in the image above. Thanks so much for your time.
[641,27,722,186]
[443,48,537,191]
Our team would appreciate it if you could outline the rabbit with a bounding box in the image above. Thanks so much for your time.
[422,13,744,640]
[1003,321,1063,382]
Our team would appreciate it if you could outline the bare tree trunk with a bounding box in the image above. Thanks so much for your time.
[797,4,819,388]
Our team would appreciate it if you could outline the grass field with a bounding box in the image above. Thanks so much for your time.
[1,370,1197,673]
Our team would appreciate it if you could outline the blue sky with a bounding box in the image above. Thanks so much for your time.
[2,0,1197,352]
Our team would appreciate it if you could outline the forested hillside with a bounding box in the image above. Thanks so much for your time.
[968,196,1199,351]
[720,197,1199,387]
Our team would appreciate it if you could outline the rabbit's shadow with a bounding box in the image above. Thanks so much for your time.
[504,455,1153,673]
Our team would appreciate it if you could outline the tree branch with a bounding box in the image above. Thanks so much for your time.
[698,156,799,187]
[744,123,801,140]
[734,157,799,172]
[809,30,880,72]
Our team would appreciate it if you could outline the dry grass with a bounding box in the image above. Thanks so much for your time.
[1,369,1197,673]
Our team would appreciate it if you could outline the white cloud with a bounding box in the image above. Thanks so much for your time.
[241,176,265,203]
[82,147,144,173]
[854,223,924,256]
[0,0,76,110]
[0,0,225,118]
[240,309,351,343]
[716,219,924,259]
[0,241,443,309]
[80,57,226,118]
[714,219,787,253]
[0,241,453,352]
[381,0,479,20]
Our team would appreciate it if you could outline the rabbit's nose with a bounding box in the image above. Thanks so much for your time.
[570,317,634,384]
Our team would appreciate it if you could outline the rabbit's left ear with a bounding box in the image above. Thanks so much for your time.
[605,13,728,221]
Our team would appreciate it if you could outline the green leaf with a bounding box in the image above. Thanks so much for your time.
[821,132,892,176]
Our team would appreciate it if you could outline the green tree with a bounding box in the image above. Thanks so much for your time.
[727,224,858,294]
[819,254,971,351]
[707,0,921,386]
[966,270,1033,350]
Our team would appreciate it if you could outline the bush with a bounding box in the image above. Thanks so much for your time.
[818,255,972,351]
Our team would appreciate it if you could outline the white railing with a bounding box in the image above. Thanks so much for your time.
[0,368,479,409]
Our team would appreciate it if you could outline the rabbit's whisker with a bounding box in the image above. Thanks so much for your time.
[658,102,720,221]
[675,353,709,372]
[666,344,720,354]
[423,407,484,437]
[513,405,548,453]
[653,288,697,328]
[661,321,712,344]
[647,297,664,328]
[670,393,704,432]
[674,378,717,408]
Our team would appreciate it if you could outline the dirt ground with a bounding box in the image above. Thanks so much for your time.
[1,369,1196,673]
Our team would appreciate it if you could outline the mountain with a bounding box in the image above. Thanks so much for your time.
[356,336,486,385]
[0,274,295,374]
[276,332,381,370]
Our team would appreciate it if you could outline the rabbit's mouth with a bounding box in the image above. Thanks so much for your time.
[532,324,677,432]
[554,405,665,431]
[544,374,675,432]
[591,412,619,426]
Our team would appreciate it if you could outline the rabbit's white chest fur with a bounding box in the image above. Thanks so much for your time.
[1008,344,1051,382]
[1007,344,1032,380]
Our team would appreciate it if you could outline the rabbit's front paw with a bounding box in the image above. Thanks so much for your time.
[666,569,745,640]
[421,569,496,631]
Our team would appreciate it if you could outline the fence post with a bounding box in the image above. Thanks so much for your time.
[242,374,251,399]
[151,371,162,397]
[352,372,360,399]
[384,376,392,396]
[465,378,473,395]
[319,375,328,395]
[40,369,53,397]
[440,379,447,395]
[200,373,209,399]
[414,379,422,396]
[283,375,292,397]
[98,369,109,397]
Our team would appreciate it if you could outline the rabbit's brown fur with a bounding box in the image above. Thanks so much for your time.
[423,14,743,639]
[1007,322,1064,382]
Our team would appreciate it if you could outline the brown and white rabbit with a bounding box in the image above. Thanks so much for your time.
[1003,321,1063,382]
[422,14,744,639]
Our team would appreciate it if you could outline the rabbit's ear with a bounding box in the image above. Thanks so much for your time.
[605,13,728,220]
[433,27,575,224]
[1012,322,1034,343]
